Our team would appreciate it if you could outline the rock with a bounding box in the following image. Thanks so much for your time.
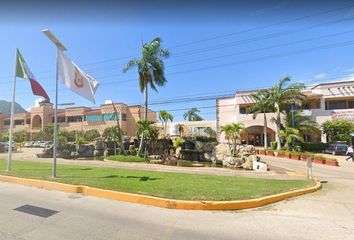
[194,141,204,151]
[222,156,243,168]
[93,140,104,150]
[94,150,103,157]
[36,145,53,158]
[104,149,109,157]
[242,155,255,170]
[175,147,182,159]
[57,149,72,159]
[238,145,256,157]
[214,143,231,161]
[203,152,212,161]
[149,155,162,160]
[203,142,216,153]
[77,144,95,157]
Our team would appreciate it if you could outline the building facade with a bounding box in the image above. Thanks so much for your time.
[155,120,216,137]
[0,102,156,139]
[217,80,354,145]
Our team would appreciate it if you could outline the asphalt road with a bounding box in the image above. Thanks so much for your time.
[0,157,353,240]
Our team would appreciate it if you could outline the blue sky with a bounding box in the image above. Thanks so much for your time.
[1,1,354,121]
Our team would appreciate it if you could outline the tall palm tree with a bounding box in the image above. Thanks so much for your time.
[247,90,273,149]
[123,37,169,154]
[220,122,245,155]
[268,77,306,150]
[158,110,173,135]
[279,127,304,151]
[284,110,321,142]
[183,108,203,121]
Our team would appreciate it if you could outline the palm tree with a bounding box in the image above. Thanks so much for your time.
[136,120,158,159]
[279,127,304,151]
[123,37,169,154]
[268,77,306,150]
[158,110,173,135]
[220,122,245,155]
[284,110,321,142]
[183,108,203,121]
[247,90,273,149]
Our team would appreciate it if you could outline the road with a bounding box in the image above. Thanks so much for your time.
[0,156,353,239]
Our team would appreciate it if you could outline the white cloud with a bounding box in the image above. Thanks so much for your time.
[314,73,327,79]
[26,98,45,111]
[104,100,113,104]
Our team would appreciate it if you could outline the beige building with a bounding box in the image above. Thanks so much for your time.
[155,120,216,137]
[217,80,354,145]
[0,101,156,139]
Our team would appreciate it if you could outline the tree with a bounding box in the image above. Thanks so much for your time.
[247,90,273,149]
[183,108,203,121]
[84,129,101,142]
[268,77,306,150]
[220,122,245,155]
[203,127,216,138]
[284,110,321,141]
[279,127,304,151]
[322,119,354,143]
[158,110,173,135]
[103,126,124,155]
[0,132,9,142]
[13,130,28,143]
[136,120,159,159]
[123,37,169,155]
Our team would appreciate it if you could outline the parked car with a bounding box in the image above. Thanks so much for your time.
[324,143,349,155]
[24,141,34,147]
[40,141,52,148]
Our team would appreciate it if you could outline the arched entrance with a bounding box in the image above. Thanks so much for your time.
[241,126,275,146]
[32,115,42,129]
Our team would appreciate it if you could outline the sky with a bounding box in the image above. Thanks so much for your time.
[1,0,354,121]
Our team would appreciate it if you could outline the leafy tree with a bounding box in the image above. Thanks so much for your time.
[84,129,101,142]
[203,127,216,138]
[136,120,159,159]
[183,108,203,121]
[158,110,173,135]
[103,126,124,155]
[0,132,9,142]
[284,110,321,141]
[34,124,54,141]
[13,130,28,143]
[123,37,169,154]
[279,127,304,151]
[268,77,306,150]
[322,119,354,143]
[247,90,273,149]
[220,122,245,155]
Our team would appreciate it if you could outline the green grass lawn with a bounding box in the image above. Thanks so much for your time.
[0,160,315,201]
[105,155,146,163]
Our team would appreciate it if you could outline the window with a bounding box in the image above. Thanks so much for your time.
[326,101,347,110]
[57,117,66,123]
[26,119,31,124]
[349,100,354,109]
[103,113,119,122]
[85,114,102,122]
[67,116,83,123]
[121,113,127,121]
[239,107,247,114]
[14,119,24,125]
[4,120,10,126]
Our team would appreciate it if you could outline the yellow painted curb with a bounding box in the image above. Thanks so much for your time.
[0,175,321,211]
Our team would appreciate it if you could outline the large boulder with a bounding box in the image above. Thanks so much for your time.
[93,140,105,150]
[238,145,256,157]
[203,142,216,153]
[77,144,95,157]
[242,155,256,170]
[194,141,204,151]
[222,156,243,168]
[214,143,231,161]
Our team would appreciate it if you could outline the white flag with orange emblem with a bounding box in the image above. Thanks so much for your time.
[57,50,100,103]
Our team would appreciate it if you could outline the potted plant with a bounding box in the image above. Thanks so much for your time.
[313,155,325,164]
[290,151,301,160]
[324,157,339,166]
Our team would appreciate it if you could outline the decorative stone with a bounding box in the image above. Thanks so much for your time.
[214,143,231,161]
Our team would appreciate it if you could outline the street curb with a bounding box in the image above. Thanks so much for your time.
[0,175,321,210]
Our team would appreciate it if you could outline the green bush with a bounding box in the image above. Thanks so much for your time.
[105,155,146,162]
[194,136,217,142]
[173,137,185,149]
[270,141,277,150]
[300,142,328,153]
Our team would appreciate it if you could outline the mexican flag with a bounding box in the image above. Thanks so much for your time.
[16,49,50,101]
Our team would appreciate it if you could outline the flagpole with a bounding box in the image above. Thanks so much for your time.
[42,29,67,178]
[52,48,59,178]
[7,49,18,171]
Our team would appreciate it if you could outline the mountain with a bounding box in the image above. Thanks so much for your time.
[0,100,26,114]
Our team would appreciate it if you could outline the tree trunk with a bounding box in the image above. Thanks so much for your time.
[263,112,268,149]
[138,86,148,156]
[276,112,282,151]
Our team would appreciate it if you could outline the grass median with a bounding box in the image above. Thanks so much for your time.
[105,155,146,162]
[0,160,314,201]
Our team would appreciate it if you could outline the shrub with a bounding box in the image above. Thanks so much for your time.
[194,136,217,142]
[173,137,185,149]
[270,141,277,150]
[314,155,325,161]
[300,142,328,153]
[290,151,301,156]
[324,157,337,162]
